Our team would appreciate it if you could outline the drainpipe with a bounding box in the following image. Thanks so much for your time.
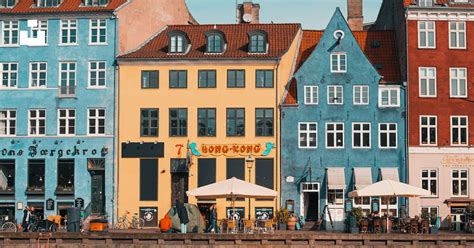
[112,13,119,226]
[404,9,410,217]
[275,59,281,213]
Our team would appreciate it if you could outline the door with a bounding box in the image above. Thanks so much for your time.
[451,207,466,231]
[171,173,188,204]
[326,207,345,231]
[304,192,319,221]
[91,171,105,214]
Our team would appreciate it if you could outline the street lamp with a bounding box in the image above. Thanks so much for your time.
[246,155,255,220]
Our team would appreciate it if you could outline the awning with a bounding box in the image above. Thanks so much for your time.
[353,168,372,190]
[380,168,399,182]
[327,168,346,189]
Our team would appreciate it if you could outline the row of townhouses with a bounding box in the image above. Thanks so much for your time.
[0,0,473,231]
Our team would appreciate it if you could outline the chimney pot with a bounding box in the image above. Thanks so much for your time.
[237,1,260,24]
[347,0,363,31]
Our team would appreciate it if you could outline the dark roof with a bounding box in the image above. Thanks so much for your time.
[283,29,401,105]
[0,0,127,14]
[119,23,301,60]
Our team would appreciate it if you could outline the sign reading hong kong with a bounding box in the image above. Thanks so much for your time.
[0,145,107,158]
[175,142,275,157]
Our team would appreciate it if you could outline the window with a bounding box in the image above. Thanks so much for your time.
[140,109,159,137]
[89,61,106,88]
[207,34,223,53]
[256,108,273,137]
[304,86,318,105]
[31,20,48,44]
[141,70,158,89]
[0,110,15,136]
[88,108,105,135]
[0,160,14,193]
[1,21,18,46]
[353,123,370,148]
[379,88,399,107]
[27,160,45,193]
[256,158,274,189]
[169,70,187,88]
[328,189,344,205]
[198,70,216,88]
[56,159,74,194]
[421,207,438,226]
[83,0,108,6]
[449,22,466,49]
[226,158,245,180]
[418,0,433,6]
[420,116,437,145]
[328,85,343,105]
[418,21,435,48]
[170,34,186,53]
[140,159,158,201]
[256,70,273,88]
[379,123,397,148]
[29,109,46,136]
[353,85,369,105]
[1,63,18,88]
[90,19,107,44]
[198,158,216,187]
[326,123,344,148]
[450,68,467,98]
[36,0,60,7]
[227,70,245,88]
[198,108,216,137]
[30,62,47,88]
[0,0,15,7]
[419,67,436,97]
[169,108,187,137]
[58,109,75,135]
[227,108,245,137]
[452,169,468,197]
[299,122,317,148]
[249,33,266,53]
[59,62,76,96]
[421,169,437,196]
[60,20,77,45]
[330,53,347,73]
[451,116,468,145]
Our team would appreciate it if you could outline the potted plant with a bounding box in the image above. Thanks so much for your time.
[276,208,290,230]
[350,207,363,233]
[287,213,298,230]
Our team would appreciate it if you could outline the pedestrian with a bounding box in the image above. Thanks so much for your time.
[206,204,218,233]
[175,200,189,234]
[22,206,31,232]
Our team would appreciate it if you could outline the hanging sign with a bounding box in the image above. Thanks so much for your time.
[176,142,275,157]
[46,199,55,211]
[75,198,84,209]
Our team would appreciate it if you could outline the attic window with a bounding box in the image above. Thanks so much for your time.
[168,31,189,54]
[0,0,15,8]
[249,31,267,53]
[418,0,433,7]
[83,0,108,6]
[36,0,60,7]
[206,31,225,53]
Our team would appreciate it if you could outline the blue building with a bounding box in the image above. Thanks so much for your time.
[280,9,405,231]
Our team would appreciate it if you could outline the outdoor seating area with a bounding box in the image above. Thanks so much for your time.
[358,216,432,234]
[218,218,276,234]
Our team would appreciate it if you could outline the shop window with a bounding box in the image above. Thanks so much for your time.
[27,202,44,220]
[56,159,74,195]
[198,108,216,137]
[27,159,45,194]
[0,160,14,193]
[140,159,158,201]
[421,206,438,226]
[198,158,216,187]
[327,189,344,205]
[0,203,14,222]
[169,108,187,137]
[255,108,273,137]
[255,158,273,190]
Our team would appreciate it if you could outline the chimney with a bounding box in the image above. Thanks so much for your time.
[347,0,363,31]
[237,1,260,24]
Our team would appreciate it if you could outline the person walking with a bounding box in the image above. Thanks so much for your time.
[175,200,189,234]
[206,204,218,233]
[22,206,31,232]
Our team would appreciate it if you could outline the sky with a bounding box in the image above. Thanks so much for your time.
[186,0,384,29]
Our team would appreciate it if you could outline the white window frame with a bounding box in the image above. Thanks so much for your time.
[449,68,467,98]
[449,21,466,49]
[326,122,344,149]
[421,168,438,197]
[88,61,106,88]
[327,188,345,206]
[87,108,106,136]
[352,122,371,149]
[0,110,16,136]
[419,67,436,97]
[0,62,18,88]
[330,53,347,73]
[378,87,400,108]
[304,85,318,105]
[31,20,48,45]
[418,21,436,49]
[1,20,19,47]
[353,85,369,105]
[420,206,439,226]
[420,115,437,146]
[328,85,343,105]
[298,122,317,149]
[58,109,76,136]
[29,62,47,88]
[170,35,184,53]
[450,116,468,146]
[59,61,76,88]
[379,123,398,149]
[451,169,469,197]
[28,109,46,136]
[89,19,107,45]
[59,19,78,45]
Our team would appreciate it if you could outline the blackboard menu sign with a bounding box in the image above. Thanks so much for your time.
[140,207,158,227]
[75,198,84,208]
[46,199,55,211]
[255,207,273,220]
[226,207,245,221]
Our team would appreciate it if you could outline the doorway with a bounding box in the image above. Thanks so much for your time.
[171,172,188,204]
[90,170,105,214]
[300,182,320,221]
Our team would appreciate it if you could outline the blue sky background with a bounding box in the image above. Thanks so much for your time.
[186,0,383,29]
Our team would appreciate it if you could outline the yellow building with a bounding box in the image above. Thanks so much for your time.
[117,23,301,227]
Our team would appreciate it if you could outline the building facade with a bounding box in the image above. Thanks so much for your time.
[117,22,301,226]
[281,8,405,231]
[405,0,474,230]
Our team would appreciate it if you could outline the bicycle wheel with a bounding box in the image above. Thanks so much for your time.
[27,223,37,232]
[49,223,58,232]
[113,222,126,230]
[134,218,145,229]
[1,222,17,232]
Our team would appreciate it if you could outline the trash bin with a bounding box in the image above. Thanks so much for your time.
[90,219,108,232]
[67,207,81,232]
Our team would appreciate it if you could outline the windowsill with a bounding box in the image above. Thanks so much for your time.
[353,103,369,106]
[325,147,345,149]
[417,47,436,50]
[25,190,45,195]
[450,144,469,147]
[450,195,469,198]
[420,144,438,147]
[379,147,398,149]
[330,71,347,74]
[28,134,46,137]
[352,147,371,149]
[140,87,159,90]
[0,87,19,90]
[304,103,319,105]
[421,196,439,199]
[0,45,20,48]
[87,87,107,90]
[58,44,79,47]
[87,134,107,137]
[418,95,437,98]
[29,87,51,90]
[448,47,467,50]
[328,103,344,106]
[378,106,400,108]
[55,189,74,195]
[57,134,77,137]
[0,188,15,195]
[88,43,108,46]
[449,96,468,99]
[298,147,318,149]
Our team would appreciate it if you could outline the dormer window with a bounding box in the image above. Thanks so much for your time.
[249,31,267,53]
[168,31,189,54]
[37,0,61,7]
[0,0,15,8]
[418,0,433,7]
[83,0,108,6]
[206,31,225,53]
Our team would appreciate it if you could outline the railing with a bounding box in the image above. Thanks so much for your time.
[58,85,76,98]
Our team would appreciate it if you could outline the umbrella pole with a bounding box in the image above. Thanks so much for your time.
[386,196,390,233]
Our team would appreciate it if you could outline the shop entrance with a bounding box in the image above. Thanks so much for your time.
[451,207,466,231]
[171,172,188,204]
[300,182,320,221]
[90,170,105,214]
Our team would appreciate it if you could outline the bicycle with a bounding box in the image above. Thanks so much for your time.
[0,215,17,232]
[113,211,145,230]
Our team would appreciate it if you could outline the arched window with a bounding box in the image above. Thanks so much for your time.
[206,31,225,53]
[83,0,108,6]
[249,31,267,53]
[0,0,16,8]
[168,31,189,54]
[36,0,60,7]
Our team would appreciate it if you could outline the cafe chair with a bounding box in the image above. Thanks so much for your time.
[243,219,254,234]
[227,220,237,234]
[420,220,429,234]
[360,219,369,233]
[410,219,419,234]
[264,220,274,234]
[373,218,382,234]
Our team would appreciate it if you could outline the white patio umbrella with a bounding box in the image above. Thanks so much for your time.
[348,180,432,233]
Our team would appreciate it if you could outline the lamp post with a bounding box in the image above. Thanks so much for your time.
[246,155,254,220]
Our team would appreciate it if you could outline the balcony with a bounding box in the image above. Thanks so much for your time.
[58,85,76,98]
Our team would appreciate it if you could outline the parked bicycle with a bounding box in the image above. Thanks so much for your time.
[113,211,145,230]
[0,215,17,232]
[27,214,57,232]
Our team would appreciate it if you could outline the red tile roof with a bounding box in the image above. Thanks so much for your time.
[119,23,301,59]
[405,0,474,8]
[283,29,401,105]
[0,0,127,14]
